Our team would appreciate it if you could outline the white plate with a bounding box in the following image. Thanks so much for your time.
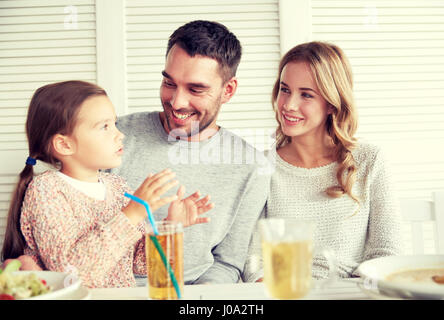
[11,271,82,300]
[55,286,91,300]
[357,255,444,300]
[356,282,402,300]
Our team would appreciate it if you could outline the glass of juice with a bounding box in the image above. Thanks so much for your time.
[259,218,336,299]
[146,220,184,300]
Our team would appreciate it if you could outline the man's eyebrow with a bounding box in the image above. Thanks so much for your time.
[162,70,172,79]
[162,70,210,89]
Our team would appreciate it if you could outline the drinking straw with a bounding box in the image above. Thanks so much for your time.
[124,192,181,299]
[124,192,159,235]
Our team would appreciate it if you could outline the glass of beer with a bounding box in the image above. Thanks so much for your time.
[146,220,184,300]
[259,218,336,300]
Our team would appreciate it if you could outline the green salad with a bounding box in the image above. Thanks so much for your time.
[0,260,52,300]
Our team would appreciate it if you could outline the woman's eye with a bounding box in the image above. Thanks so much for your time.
[302,92,313,98]
[280,87,290,94]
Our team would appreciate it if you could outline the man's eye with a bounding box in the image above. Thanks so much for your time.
[163,80,175,87]
[190,88,204,94]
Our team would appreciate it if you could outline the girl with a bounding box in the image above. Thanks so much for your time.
[243,42,403,282]
[1,80,213,288]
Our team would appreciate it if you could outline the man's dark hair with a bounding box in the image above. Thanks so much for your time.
[167,20,242,83]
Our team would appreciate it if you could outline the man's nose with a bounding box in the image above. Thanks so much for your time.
[170,88,188,110]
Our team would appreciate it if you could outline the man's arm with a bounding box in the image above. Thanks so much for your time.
[193,167,270,284]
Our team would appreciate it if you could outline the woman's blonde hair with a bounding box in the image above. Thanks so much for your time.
[272,41,359,203]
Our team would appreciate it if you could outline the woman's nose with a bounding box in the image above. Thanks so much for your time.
[282,96,300,112]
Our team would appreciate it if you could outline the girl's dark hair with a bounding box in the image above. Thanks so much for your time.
[167,20,242,83]
[1,80,106,261]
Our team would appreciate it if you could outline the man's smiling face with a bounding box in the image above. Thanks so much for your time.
[159,45,226,140]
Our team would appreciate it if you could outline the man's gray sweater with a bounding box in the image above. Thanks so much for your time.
[113,111,271,284]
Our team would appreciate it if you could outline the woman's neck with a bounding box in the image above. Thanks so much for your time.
[278,135,335,169]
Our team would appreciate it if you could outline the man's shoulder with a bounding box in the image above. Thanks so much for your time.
[220,127,272,177]
[117,111,157,133]
[220,127,262,153]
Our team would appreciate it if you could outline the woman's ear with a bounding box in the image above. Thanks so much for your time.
[221,77,238,104]
[327,104,335,115]
[52,134,75,156]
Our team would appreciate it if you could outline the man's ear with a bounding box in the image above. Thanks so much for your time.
[221,77,238,104]
[52,134,75,156]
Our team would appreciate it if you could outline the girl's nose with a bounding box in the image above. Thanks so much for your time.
[116,128,124,141]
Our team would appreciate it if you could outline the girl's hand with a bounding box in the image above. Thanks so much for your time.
[123,169,179,225]
[166,186,214,227]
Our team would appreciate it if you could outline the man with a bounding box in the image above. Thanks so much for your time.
[3,20,271,285]
[114,20,270,284]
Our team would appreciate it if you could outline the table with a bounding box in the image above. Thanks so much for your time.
[89,278,377,300]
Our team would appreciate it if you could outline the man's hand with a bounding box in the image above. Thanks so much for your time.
[166,186,214,227]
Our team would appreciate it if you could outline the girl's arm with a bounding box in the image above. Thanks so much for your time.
[21,180,142,287]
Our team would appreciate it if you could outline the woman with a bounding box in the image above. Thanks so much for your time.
[243,41,403,282]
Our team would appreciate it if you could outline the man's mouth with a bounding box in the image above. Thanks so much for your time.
[172,110,196,120]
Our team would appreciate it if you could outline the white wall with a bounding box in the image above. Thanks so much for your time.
[1,0,443,254]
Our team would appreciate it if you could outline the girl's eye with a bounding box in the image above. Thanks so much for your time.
[101,124,109,130]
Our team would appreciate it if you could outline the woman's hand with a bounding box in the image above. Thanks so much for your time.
[123,169,179,225]
[166,186,214,227]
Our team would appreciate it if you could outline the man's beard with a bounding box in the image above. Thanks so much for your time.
[161,100,221,139]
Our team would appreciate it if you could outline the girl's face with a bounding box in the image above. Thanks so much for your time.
[68,95,124,172]
[276,61,331,141]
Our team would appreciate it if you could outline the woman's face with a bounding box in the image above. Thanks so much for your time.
[276,61,331,141]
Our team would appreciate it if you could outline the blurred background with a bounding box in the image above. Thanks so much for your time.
[1,0,443,253]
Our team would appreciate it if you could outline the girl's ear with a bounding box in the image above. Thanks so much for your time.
[52,134,75,156]
[221,77,238,104]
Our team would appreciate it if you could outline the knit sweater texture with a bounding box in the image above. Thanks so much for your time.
[242,142,404,282]
[20,171,145,288]
[113,111,271,284]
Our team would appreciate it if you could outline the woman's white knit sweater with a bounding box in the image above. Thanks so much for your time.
[243,141,404,282]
